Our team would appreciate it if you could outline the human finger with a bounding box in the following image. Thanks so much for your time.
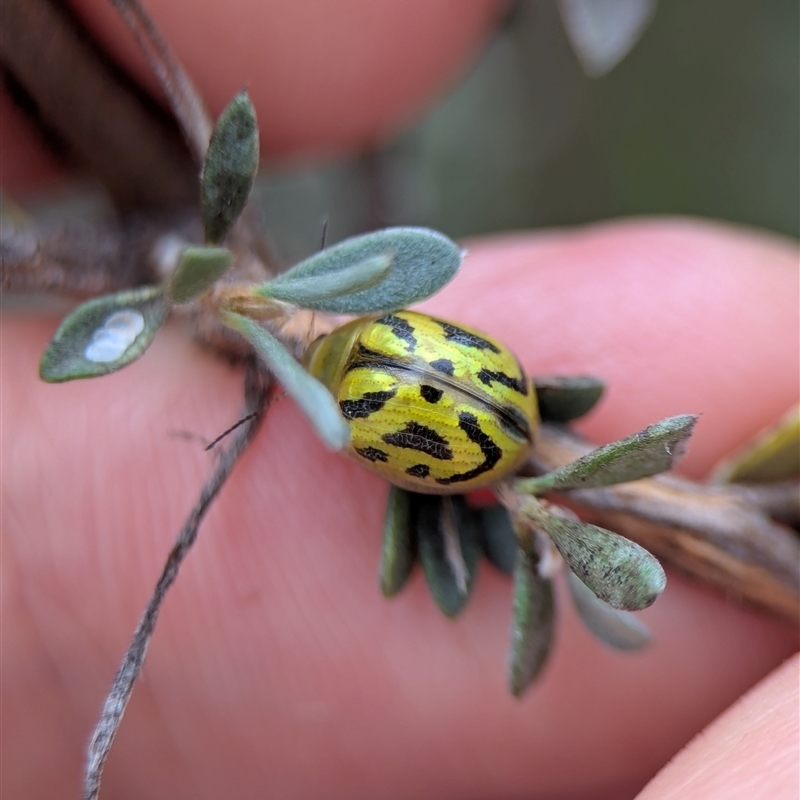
[3,218,797,799]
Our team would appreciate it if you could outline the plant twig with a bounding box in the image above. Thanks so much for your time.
[0,0,196,211]
[529,424,800,623]
[1,219,188,296]
[108,0,213,165]
[83,361,270,800]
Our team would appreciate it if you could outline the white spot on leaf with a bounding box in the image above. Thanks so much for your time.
[84,310,146,363]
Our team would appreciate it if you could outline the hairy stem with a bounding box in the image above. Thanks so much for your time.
[84,362,270,800]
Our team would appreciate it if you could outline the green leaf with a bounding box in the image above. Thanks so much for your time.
[479,504,519,574]
[259,253,392,308]
[221,311,349,450]
[166,246,234,303]
[201,91,259,244]
[712,405,800,483]
[508,549,555,697]
[566,569,652,650]
[258,227,462,314]
[518,497,665,611]
[40,287,167,382]
[516,415,698,494]
[380,487,418,597]
[533,375,604,423]
[417,495,481,618]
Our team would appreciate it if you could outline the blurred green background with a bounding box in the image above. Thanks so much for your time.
[257,0,799,262]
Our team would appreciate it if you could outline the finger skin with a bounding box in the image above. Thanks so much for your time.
[1,0,505,192]
[2,219,798,799]
[637,655,799,800]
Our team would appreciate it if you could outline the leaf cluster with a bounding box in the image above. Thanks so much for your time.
[39,91,463,451]
[378,381,697,695]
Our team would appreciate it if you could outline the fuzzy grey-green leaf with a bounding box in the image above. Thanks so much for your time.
[40,287,167,382]
[534,375,605,423]
[221,311,349,450]
[260,254,392,308]
[201,91,259,244]
[380,487,418,597]
[566,569,652,650]
[508,549,555,697]
[262,228,461,313]
[417,495,480,617]
[517,415,698,494]
[519,497,665,610]
[167,246,234,303]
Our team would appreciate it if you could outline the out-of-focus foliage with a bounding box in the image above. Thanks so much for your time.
[557,0,658,77]
[254,0,798,262]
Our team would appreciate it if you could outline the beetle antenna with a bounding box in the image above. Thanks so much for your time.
[204,414,259,450]
[320,217,329,250]
[204,390,288,450]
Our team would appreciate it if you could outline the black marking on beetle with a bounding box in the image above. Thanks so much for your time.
[440,322,500,353]
[382,422,453,460]
[420,384,444,404]
[340,389,397,419]
[429,358,455,376]
[355,446,389,463]
[377,314,417,352]
[497,404,533,443]
[406,463,431,479]
[436,412,502,486]
[477,367,528,395]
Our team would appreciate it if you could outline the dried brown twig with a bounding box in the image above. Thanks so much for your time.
[84,361,270,800]
[0,216,195,296]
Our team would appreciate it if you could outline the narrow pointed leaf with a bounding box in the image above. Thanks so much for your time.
[508,549,555,697]
[260,253,392,308]
[479,505,519,574]
[220,311,349,450]
[566,569,652,650]
[534,375,604,423]
[417,495,480,617]
[517,415,698,494]
[519,497,665,610]
[201,91,259,244]
[380,487,418,597]
[260,227,461,314]
[40,287,167,382]
[167,246,234,303]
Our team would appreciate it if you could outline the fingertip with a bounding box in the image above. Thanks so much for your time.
[636,654,800,800]
[71,0,506,156]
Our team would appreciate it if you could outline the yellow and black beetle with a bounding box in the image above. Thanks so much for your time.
[304,310,539,493]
